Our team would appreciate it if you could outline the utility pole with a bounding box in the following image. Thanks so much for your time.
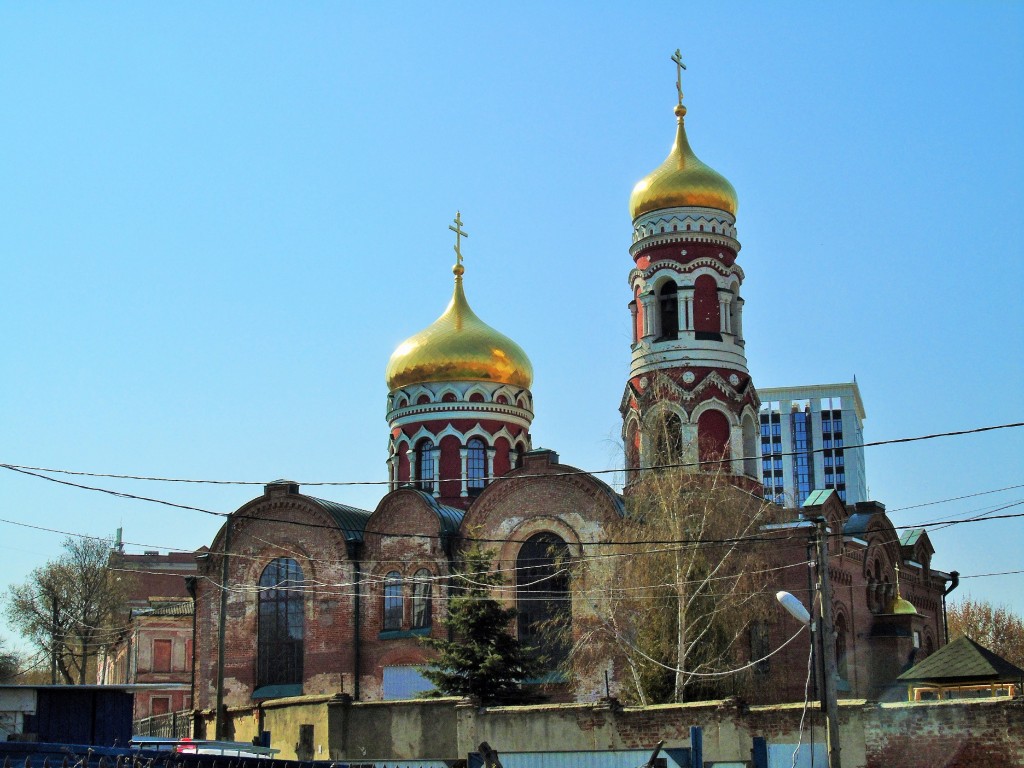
[214,516,232,740]
[814,517,842,768]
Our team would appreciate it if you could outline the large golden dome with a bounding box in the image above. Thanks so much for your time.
[385,265,533,391]
[629,105,738,219]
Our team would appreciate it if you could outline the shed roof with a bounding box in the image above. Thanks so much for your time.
[135,600,193,618]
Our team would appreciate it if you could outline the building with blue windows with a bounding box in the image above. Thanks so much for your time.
[757,382,868,507]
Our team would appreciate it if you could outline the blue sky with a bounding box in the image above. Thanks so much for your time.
[1,3,1022,650]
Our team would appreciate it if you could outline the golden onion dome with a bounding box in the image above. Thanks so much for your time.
[385,264,533,391]
[889,593,919,616]
[629,104,738,219]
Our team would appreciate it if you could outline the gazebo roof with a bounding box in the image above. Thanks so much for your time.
[898,636,1024,684]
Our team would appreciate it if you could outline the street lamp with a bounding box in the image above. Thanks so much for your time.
[776,590,811,626]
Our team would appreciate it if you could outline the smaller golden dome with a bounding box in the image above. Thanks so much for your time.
[385,265,533,391]
[889,595,918,615]
[629,105,738,219]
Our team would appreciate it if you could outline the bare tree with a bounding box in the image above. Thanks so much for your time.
[6,537,130,684]
[570,439,780,704]
[948,597,1024,668]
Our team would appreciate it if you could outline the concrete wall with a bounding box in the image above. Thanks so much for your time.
[455,697,868,766]
[199,694,1023,767]
[328,695,460,761]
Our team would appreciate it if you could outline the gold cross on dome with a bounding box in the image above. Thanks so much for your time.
[671,48,686,106]
[449,210,468,265]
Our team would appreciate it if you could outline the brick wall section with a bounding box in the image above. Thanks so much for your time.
[865,698,1024,768]
[359,489,455,700]
[195,485,360,709]
[754,494,951,704]
[194,457,951,711]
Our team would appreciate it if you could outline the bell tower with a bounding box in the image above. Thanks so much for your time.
[620,53,760,489]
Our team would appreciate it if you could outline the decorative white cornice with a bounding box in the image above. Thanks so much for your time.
[388,403,534,431]
[629,259,745,293]
[388,380,534,426]
[620,369,756,418]
[630,207,740,256]
[630,340,749,377]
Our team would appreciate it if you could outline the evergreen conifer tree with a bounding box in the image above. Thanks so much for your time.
[422,547,541,704]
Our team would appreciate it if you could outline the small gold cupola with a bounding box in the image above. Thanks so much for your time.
[385,214,533,391]
[629,53,737,219]
[889,564,919,615]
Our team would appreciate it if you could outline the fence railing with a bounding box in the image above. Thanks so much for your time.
[132,710,191,740]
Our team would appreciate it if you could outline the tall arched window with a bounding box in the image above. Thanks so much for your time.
[697,409,731,468]
[693,274,721,340]
[625,421,641,475]
[411,569,432,629]
[658,282,678,341]
[835,613,849,681]
[467,438,486,495]
[417,440,435,493]
[728,282,742,339]
[383,571,403,630]
[516,533,571,666]
[651,412,684,466]
[258,558,304,688]
[741,413,758,478]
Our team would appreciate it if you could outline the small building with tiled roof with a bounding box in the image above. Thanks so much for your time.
[897,635,1024,700]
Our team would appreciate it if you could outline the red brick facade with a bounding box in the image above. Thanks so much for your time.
[192,455,950,712]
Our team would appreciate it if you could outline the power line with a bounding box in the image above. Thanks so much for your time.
[3,421,1021,488]
[886,483,1024,513]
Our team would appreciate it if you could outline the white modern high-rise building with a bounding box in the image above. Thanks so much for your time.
[757,381,867,507]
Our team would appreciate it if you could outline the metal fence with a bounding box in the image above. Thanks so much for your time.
[132,710,191,740]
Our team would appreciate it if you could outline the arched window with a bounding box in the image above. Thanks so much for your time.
[467,438,487,495]
[258,558,304,688]
[516,533,571,665]
[417,440,435,493]
[658,282,679,341]
[741,413,758,478]
[515,442,526,468]
[693,274,721,340]
[728,282,742,339]
[383,571,403,630]
[411,569,432,629]
[625,421,641,475]
[835,613,849,681]
[697,409,731,468]
[867,560,884,614]
[651,412,684,466]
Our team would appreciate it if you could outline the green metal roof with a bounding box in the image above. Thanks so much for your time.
[802,489,837,508]
[251,683,303,700]
[897,635,1024,683]
[411,489,464,537]
[308,497,373,543]
[843,511,873,537]
[900,529,924,548]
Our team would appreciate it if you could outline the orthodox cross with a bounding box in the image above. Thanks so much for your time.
[671,48,686,106]
[449,211,468,266]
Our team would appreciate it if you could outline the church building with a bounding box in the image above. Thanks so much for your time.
[192,61,953,717]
